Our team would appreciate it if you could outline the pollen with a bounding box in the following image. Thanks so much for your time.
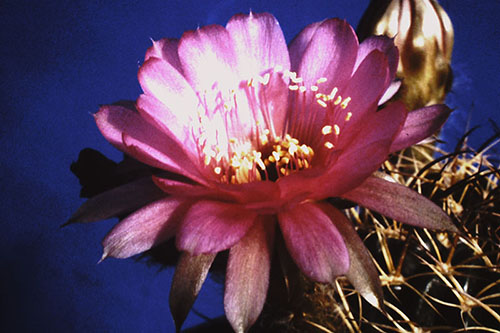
[334,124,340,135]
[334,95,342,105]
[341,97,351,109]
[322,125,333,135]
[317,99,327,108]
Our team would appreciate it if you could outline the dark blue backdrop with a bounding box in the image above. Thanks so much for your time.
[1,0,499,331]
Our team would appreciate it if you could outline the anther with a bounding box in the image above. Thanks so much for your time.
[316,99,327,108]
[334,124,340,135]
[324,141,334,149]
[341,97,351,109]
[321,125,333,135]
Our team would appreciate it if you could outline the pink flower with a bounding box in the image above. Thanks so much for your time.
[70,12,456,333]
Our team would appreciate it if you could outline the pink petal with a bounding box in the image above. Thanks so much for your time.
[102,197,185,259]
[355,36,399,81]
[378,80,401,105]
[295,19,358,90]
[254,71,290,136]
[390,104,451,152]
[121,132,204,184]
[288,21,321,72]
[94,104,201,181]
[321,204,384,309]
[169,252,216,331]
[278,202,349,283]
[288,19,358,144]
[178,24,238,93]
[136,93,197,154]
[137,57,200,122]
[224,216,275,333]
[342,176,458,232]
[216,181,281,207]
[279,103,406,202]
[313,101,407,198]
[67,177,165,224]
[226,12,290,135]
[177,201,257,255]
[226,12,290,77]
[94,104,143,152]
[324,141,392,197]
[144,38,183,73]
[335,50,390,132]
[153,176,213,197]
[337,101,407,155]
[153,176,281,213]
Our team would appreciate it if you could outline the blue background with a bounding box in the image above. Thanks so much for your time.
[1,0,499,331]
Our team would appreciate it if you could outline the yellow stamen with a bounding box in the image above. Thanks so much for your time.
[321,125,333,135]
[316,99,327,108]
[334,124,340,135]
[341,97,351,109]
[345,112,353,121]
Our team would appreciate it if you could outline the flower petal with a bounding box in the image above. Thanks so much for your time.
[137,57,200,122]
[177,201,257,255]
[355,35,399,81]
[169,252,216,331]
[226,12,290,77]
[314,101,407,198]
[288,21,321,72]
[320,204,384,309]
[295,18,358,90]
[278,202,349,283]
[390,104,451,152]
[226,12,290,136]
[342,176,458,232]
[95,104,202,181]
[224,216,275,333]
[121,132,204,183]
[288,19,358,144]
[67,177,165,224]
[335,50,391,132]
[178,24,238,93]
[152,176,214,197]
[136,93,197,154]
[337,100,407,155]
[144,38,183,73]
[378,80,401,105]
[101,197,184,259]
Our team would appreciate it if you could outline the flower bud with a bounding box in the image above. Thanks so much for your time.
[357,0,454,110]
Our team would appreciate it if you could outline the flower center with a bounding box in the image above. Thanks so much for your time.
[217,133,314,184]
[194,68,352,185]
